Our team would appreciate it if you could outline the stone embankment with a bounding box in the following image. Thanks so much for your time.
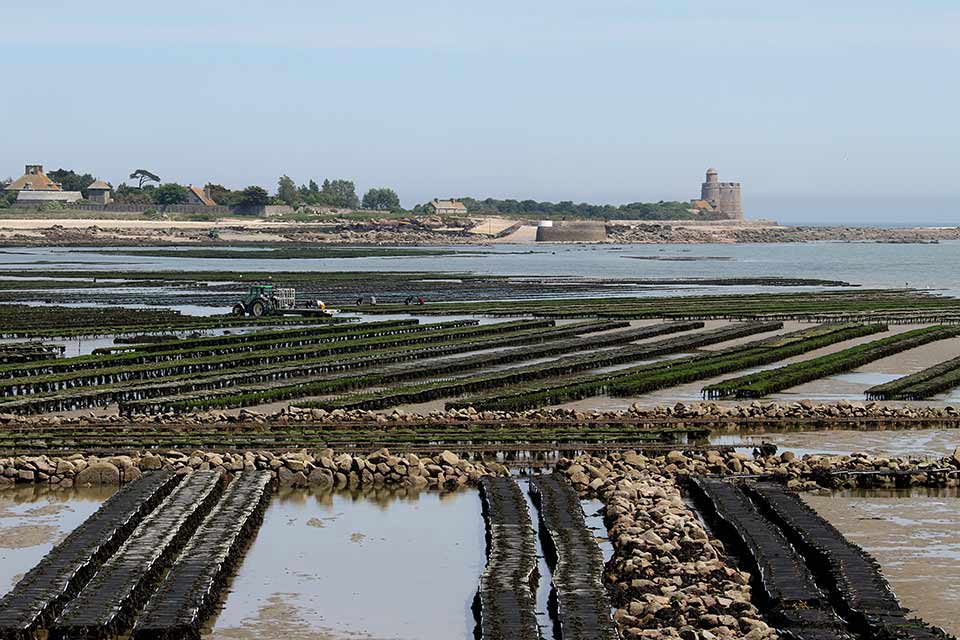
[3,400,960,428]
[0,448,506,489]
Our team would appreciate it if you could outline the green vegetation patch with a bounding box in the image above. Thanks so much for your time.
[702,325,960,399]
[456,322,885,411]
[92,246,483,260]
[866,355,960,401]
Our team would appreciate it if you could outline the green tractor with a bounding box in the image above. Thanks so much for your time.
[232,284,295,317]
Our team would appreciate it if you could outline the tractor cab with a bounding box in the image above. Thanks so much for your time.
[244,284,274,303]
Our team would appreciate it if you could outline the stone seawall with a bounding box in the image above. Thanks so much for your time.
[535,221,607,242]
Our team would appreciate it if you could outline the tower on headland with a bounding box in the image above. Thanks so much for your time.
[697,168,742,219]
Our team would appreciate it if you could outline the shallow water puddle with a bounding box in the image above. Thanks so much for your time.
[204,486,486,640]
[0,486,112,591]
[713,427,960,459]
[805,489,960,636]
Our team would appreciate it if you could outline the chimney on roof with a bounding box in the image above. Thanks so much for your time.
[26,164,42,175]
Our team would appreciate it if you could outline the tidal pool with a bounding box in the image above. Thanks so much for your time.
[806,489,960,636]
[0,485,112,592]
[203,486,487,640]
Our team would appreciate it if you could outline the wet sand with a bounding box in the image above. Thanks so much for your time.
[806,489,960,636]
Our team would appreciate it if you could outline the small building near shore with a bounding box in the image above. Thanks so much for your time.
[427,199,468,216]
[4,164,81,204]
[85,180,112,204]
[186,185,217,206]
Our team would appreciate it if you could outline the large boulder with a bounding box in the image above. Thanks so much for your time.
[76,462,120,485]
[140,454,163,470]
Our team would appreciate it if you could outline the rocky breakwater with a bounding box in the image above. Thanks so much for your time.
[6,399,960,428]
[561,456,776,640]
[560,447,960,494]
[606,223,960,245]
[0,448,507,489]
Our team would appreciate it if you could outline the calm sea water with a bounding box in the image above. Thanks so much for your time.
[2,242,960,295]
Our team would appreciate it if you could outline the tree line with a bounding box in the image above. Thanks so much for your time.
[4,167,709,220]
[411,197,710,221]
[2,167,401,212]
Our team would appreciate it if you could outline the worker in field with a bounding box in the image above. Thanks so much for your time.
[370,295,377,306]
[417,296,425,305]
[752,441,778,458]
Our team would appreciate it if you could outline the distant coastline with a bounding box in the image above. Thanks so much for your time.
[0,211,958,246]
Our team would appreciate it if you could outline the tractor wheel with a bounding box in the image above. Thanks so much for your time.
[251,300,266,317]
[232,304,246,317]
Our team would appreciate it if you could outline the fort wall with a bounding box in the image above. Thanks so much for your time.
[535,221,607,242]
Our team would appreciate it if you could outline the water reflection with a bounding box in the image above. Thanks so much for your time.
[0,485,113,592]
[204,486,486,640]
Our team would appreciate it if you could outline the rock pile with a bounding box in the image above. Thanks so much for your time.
[2,400,959,427]
[606,223,960,245]
[560,448,960,494]
[0,448,507,489]
[575,463,777,639]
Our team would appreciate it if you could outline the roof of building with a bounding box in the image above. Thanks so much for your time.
[188,185,217,206]
[5,170,62,192]
[690,199,714,210]
[706,167,718,174]
[431,198,467,211]
[86,180,111,191]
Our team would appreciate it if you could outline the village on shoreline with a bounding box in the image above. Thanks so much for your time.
[4,163,956,246]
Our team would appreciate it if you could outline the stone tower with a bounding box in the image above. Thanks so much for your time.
[700,168,742,219]
[701,168,720,206]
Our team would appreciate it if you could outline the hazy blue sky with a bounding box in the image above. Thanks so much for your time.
[1,1,957,222]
